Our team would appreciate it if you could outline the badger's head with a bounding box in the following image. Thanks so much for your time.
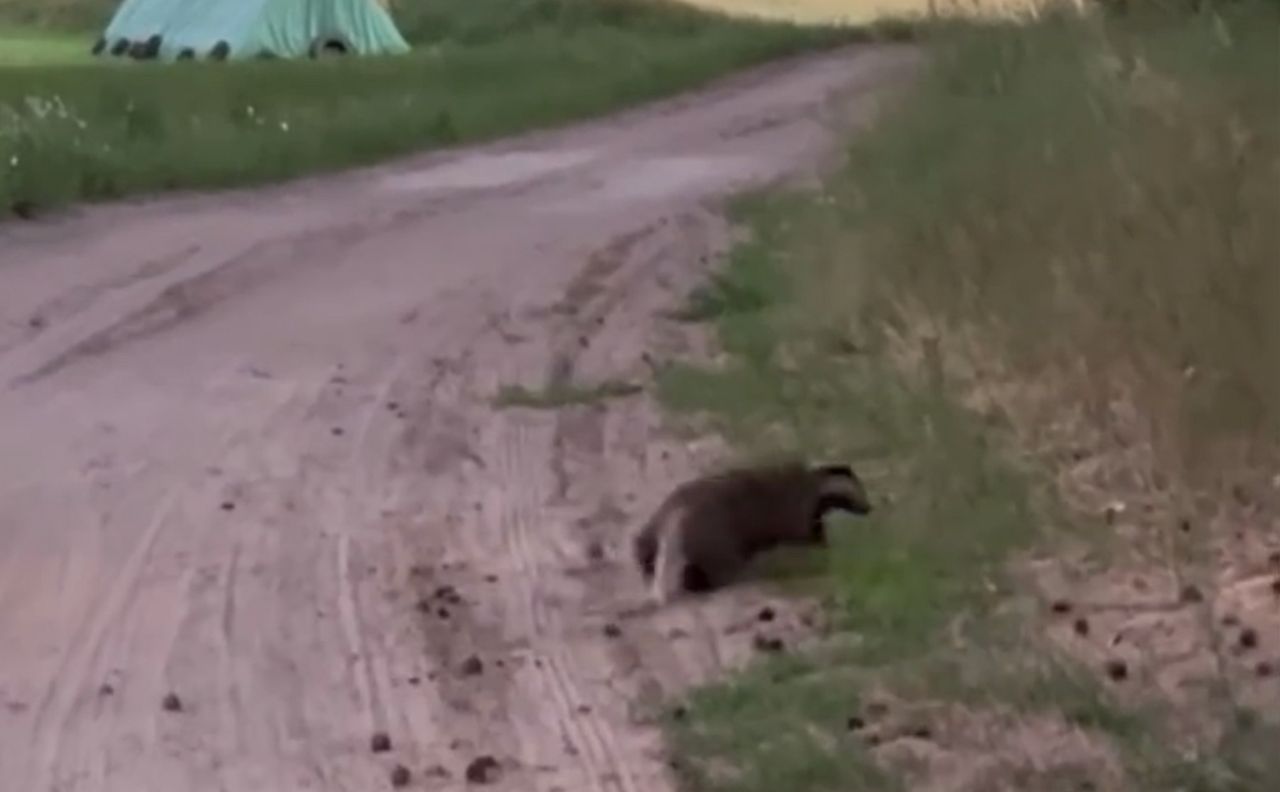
[809,463,872,543]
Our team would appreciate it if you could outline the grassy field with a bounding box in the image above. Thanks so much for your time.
[0,0,875,219]
[0,28,93,65]
[657,2,1279,790]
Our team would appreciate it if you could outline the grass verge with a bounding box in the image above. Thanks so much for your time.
[656,3,1279,790]
[0,0,868,219]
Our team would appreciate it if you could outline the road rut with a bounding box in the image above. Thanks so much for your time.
[0,45,918,792]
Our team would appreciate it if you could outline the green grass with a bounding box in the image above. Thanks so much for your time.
[0,0,863,218]
[0,27,92,65]
[494,378,644,409]
[659,194,1059,791]
[655,3,1280,790]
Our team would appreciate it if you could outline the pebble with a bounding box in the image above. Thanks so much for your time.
[1239,628,1259,651]
[465,755,502,785]
[752,635,784,653]
[1104,659,1129,682]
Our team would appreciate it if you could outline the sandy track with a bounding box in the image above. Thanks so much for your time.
[0,45,918,792]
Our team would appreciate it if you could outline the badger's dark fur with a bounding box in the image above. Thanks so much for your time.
[632,461,872,603]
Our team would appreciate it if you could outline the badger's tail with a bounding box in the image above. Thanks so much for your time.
[631,502,686,605]
[649,505,689,605]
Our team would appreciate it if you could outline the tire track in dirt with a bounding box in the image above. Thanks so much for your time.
[379,208,796,792]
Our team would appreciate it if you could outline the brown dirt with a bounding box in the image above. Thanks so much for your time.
[0,46,920,792]
[875,707,1127,792]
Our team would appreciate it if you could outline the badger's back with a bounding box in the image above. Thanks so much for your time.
[677,463,820,556]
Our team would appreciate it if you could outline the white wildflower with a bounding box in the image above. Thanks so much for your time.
[279,120,290,132]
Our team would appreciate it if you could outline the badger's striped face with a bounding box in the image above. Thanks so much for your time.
[809,464,872,544]
[815,464,872,516]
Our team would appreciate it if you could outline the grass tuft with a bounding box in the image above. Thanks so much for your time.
[494,378,644,409]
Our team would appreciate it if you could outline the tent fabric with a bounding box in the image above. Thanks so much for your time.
[101,0,411,61]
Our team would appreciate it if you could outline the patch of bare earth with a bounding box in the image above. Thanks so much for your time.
[1019,383,1278,745]
[884,310,1279,771]
[871,704,1127,792]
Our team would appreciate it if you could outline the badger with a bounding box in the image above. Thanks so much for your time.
[632,460,872,604]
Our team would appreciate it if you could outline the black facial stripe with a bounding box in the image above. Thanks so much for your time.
[816,463,854,480]
[819,482,868,506]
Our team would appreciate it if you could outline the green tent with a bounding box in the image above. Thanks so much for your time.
[96,0,411,61]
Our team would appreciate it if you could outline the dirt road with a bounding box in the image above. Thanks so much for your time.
[0,46,917,792]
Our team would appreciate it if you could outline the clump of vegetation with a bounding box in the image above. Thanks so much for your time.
[658,2,1279,790]
[0,0,860,218]
[495,378,643,409]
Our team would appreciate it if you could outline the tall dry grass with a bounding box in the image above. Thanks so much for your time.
[804,1,1278,520]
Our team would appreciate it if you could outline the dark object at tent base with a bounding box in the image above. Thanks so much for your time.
[309,35,351,59]
[109,39,129,57]
[177,48,196,61]
[128,41,148,59]
[91,37,107,56]
[96,0,410,65]
[142,34,162,60]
